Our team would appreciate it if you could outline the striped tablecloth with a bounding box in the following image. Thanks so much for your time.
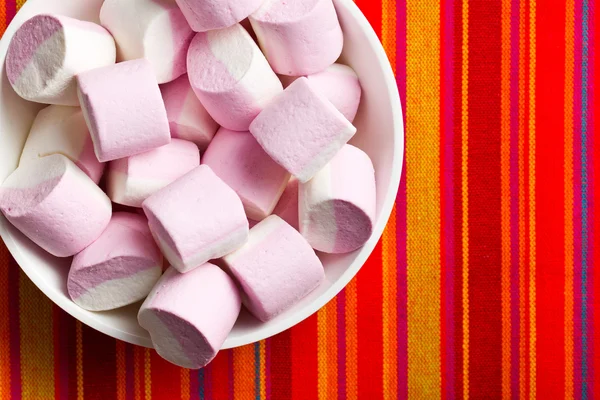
[1,0,598,398]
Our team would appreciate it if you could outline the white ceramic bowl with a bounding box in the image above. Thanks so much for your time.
[0,0,403,349]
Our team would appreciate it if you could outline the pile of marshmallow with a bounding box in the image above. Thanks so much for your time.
[0,0,376,369]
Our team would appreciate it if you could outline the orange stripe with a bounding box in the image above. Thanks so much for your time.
[527,0,537,396]
[563,0,575,393]
[500,0,513,394]
[19,272,54,398]
[233,345,255,398]
[345,279,358,400]
[260,341,266,399]
[381,0,397,75]
[0,1,6,35]
[144,349,152,400]
[382,207,398,399]
[76,322,84,400]
[134,346,142,400]
[0,245,10,400]
[180,369,190,400]
[461,0,470,396]
[116,341,126,400]
[317,303,328,399]
[406,0,442,394]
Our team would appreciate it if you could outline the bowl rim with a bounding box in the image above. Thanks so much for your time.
[0,0,404,349]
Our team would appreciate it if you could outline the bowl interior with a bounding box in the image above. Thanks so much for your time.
[0,0,403,348]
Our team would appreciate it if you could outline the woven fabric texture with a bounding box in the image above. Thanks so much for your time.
[1,0,598,398]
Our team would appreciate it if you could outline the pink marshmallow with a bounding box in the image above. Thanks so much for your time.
[77,59,171,162]
[175,0,263,32]
[100,0,194,84]
[202,128,290,221]
[187,24,283,131]
[249,0,343,76]
[299,145,376,254]
[138,264,241,369]
[6,14,116,105]
[142,165,249,273]
[107,139,200,208]
[249,77,356,183]
[0,154,111,257]
[307,64,362,123]
[68,212,163,311]
[19,105,104,184]
[160,74,219,150]
[223,215,324,322]
[273,177,299,231]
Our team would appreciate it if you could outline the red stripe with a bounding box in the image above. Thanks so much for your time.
[53,306,76,400]
[467,0,503,396]
[150,349,181,399]
[268,330,292,399]
[81,324,117,399]
[5,0,16,22]
[452,0,465,396]
[290,314,318,400]
[8,260,21,400]
[536,0,566,395]
[357,241,383,398]
[354,0,382,39]
[207,350,230,400]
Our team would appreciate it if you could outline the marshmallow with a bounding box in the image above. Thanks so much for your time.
[19,105,104,184]
[249,0,343,76]
[138,264,241,369]
[202,128,290,221]
[299,145,376,254]
[160,74,219,150]
[223,215,324,321]
[142,165,249,273]
[68,212,162,311]
[273,177,299,230]
[307,64,362,123]
[0,154,111,257]
[175,0,263,32]
[6,14,116,105]
[250,77,356,183]
[100,0,194,84]
[107,139,200,207]
[77,59,171,162]
[187,24,283,131]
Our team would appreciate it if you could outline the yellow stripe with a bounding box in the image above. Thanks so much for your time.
[180,369,190,400]
[406,0,442,394]
[528,0,537,397]
[19,272,54,399]
[76,321,84,400]
[383,208,398,399]
[233,345,255,398]
[461,0,470,396]
[563,0,575,395]
[116,341,126,400]
[0,246,10,400]
[345,279,358,400]
[500,0,513,395]
[382,0,397,75]
[15,0,25,11]
[144,349,152,400]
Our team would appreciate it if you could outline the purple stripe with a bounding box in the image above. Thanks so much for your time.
[8,260,21,400]
[586,0,596,393]
[574,0,584,393]
[441,0,456,394]
[336,289,347,400]
[509,0,521,394]
[125,344,135,400]
[396,0,408,396]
